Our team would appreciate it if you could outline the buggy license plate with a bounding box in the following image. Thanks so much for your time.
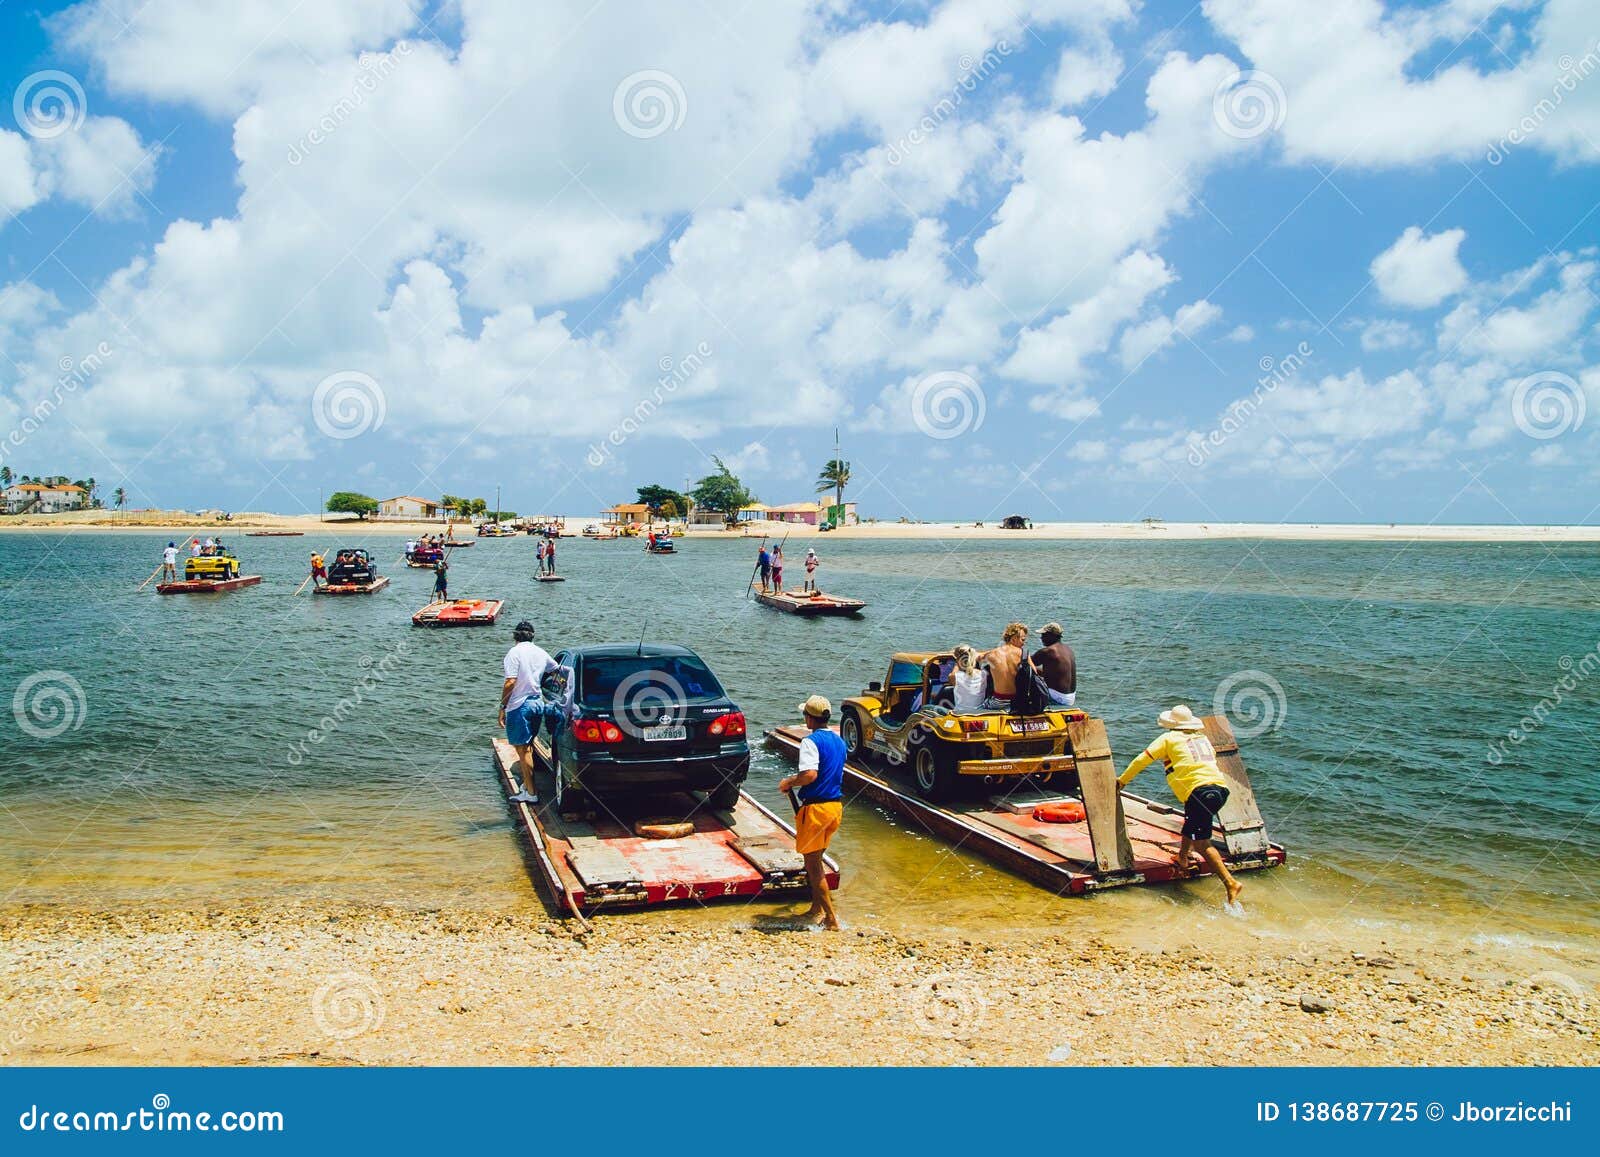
[1008,719,1050,733]
[643,725,687,742]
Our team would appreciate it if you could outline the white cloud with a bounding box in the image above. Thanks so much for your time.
[1438,259,1596,364]
[55,0,419,116]
[1003,250,1173,385]
[1225,324,1254,342]
[1052,45,1123,107]
[31,117,160,215]
[0,131,42,221]
[1370,226,1468,309]
[1360,318,1421,352]
[1118,298,1222,369]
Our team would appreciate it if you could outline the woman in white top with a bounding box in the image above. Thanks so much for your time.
[949,643,988,712]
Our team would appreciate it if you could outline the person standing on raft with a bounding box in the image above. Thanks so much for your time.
[535,538,547,575]
[777,695,844,931]
[544,534,556,576]
[1118,704,1243,906]
[309,551,327,590]
[432,553,449,602]
[499,620,564,805]
[161,541,179,583]
[756,543,772,593]
[770,543,784,593]
[803,547,818,592]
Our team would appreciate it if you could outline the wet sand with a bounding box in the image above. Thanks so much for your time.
[3,903,1593,1066]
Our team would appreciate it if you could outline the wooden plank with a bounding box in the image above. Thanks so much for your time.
[1067,718,1134,875]
[732,838,804,875]
[567,844,645,888]
[1201,715,1269,856]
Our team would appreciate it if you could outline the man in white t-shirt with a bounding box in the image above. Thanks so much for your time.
[161,541,179,582]
[499,620,561,804]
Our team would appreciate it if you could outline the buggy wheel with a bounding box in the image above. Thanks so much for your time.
[841,709,869,764]
[909,732,959,804]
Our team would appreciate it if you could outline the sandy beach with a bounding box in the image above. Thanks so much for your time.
[2,903,1593,1066]
[2,509,1597,542]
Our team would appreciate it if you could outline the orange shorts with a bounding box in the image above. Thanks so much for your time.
[794,801,842,855]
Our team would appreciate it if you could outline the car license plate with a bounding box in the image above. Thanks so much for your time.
[643,725,687,742]
[1009,719,1049,733]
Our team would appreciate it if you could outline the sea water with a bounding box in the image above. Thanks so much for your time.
[2,530,1596,958]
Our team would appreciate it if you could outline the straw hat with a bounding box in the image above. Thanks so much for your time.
[798,694,832,719]
[1158,704,1205,731]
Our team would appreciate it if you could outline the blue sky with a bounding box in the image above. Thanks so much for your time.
[1,0,1598,524]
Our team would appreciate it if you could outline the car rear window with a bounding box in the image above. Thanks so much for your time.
[580,655,727,708]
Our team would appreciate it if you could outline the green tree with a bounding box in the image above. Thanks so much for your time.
[690,457,755,524]
[0,466,12,489]
[636,484,690,518]
[113,487,126,512]
[815,458,851,516]
[326,491,379,520]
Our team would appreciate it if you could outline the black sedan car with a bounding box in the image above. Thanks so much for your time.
[548,643,749,811]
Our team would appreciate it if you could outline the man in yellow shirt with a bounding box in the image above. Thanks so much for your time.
[1118,704,1243,906]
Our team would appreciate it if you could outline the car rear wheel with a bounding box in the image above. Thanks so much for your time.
[910,733,959,804]
[554,761,584,815]
[706,776,742,812]
[841,709,868,763]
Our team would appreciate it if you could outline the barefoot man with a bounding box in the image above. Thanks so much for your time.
[1118,704,1243,906]
[778,695,844,930]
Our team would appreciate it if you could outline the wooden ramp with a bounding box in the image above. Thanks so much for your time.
[765,724,1284,896]
[492,738,838,915]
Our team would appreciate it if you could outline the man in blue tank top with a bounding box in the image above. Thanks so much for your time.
[778,695,845,930]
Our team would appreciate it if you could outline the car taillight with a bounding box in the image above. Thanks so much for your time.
[708,711,746,738]
[961,719,988,732]
[573,719,624,744]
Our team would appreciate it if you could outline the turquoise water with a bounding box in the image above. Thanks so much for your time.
[2,529,1597,952]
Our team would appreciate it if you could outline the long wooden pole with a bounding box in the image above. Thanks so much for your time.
[135,564,163,591]
[744,533,768,598]
[293,574,314,596]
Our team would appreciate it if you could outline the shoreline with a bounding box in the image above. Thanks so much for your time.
[2,511,1598,542]
[2,901,1592,1066]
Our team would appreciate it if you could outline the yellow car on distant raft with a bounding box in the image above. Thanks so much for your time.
[184,550,241,581]
[840,652,1091,803]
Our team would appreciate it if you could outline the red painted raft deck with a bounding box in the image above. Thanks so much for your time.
[314,576,391,595]
[155,575,263,594]
[491,737,838,914]
[766,725,1284,895]
[411,598,503,626]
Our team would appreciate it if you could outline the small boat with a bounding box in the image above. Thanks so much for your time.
[245,530,304,537]
[756,589,866,616]
[156,575,263,594]
[442,538,474,548]
[536,575,566,583]
[411,598,504,627]
[644,534,676,554]
[477,523,517,538]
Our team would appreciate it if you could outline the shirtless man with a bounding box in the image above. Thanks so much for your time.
[979,622,1028,709]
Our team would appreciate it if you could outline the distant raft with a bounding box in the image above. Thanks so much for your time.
[411,598,504,627]
[755,588,866,617]
[156,575,263,594]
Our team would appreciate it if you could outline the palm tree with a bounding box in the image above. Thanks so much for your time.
[815,458,851,517]
[0,466,11,489]
[113,487,126,514]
